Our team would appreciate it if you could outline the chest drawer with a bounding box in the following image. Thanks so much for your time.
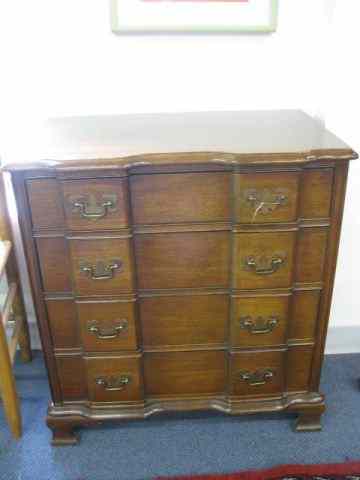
[144,350,226,397]
[230,350,285,398]
[69,237,135,295]
[77,300,138,352]
[27,178,130,231]
[135,232,231,290]
[131,172,231,224]
[62,179,130,231]
[140,294,228,349]
[233,231,296,290]
[86,354,143,403]
[234,172,300,224]
[231,295,289,348]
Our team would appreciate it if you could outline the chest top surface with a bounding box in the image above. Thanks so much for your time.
[3,110,357,172]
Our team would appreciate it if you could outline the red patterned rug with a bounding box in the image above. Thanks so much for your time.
[157,461,360,480]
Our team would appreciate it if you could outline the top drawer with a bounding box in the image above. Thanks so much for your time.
[27,178,130,231]
[234,172,300,224]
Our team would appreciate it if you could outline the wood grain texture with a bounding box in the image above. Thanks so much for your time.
[131,172,231,225]
[286,344,313,393]
[233,231,296,289]
[234,172,300,224]
[86,354,143,403]
[77,299,138,352]
[3,111,356,171]
[69,237,134,295]
[56,356,87,401]
[299,169,333,219]
[230,295,289,348]
[140,294,228,349]
[135,232,231,290]
[46,299,79,349]
[62,178,130,231]
[295,228,327,283]
[27,178,65,230]
[229,350,285,397]
[36,237,72,292]
[289,290,320,341]
[144,350,226,397]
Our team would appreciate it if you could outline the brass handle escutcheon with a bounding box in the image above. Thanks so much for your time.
[88,319,128,340]
[238,369,275,387]
[244,255,285,275]
[239,316,279,335]
[246,190,288,215]
[95,375,131,391]
[73,200,114,219]
[80,261,121,280]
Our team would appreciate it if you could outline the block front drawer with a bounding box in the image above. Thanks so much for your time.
[27,178,130,231]
[233,231,296,290]
[140,294,228,349]
[229,350,285,398]
[130,172,231,224]
[86,354,143,403]
[144,350,226,397]
[135,232,231,290]
[234,172,300,224]
[46,298,138,352]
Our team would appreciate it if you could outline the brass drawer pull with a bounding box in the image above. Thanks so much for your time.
[95,375,131,391]
[239,316,278,335]
[73,200,114,219]
[244,255,285,275]
[88,319,128,340]
[238,369,275,387]
[246,190,288,215]
[80,260,121,280]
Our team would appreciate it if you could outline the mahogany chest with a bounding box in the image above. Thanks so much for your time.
[6,111,357,445]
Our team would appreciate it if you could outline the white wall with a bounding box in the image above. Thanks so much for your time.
[320,1,360,352]
[0,0,359,351]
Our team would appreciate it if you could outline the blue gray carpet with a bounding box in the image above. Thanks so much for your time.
[0,352,360,480]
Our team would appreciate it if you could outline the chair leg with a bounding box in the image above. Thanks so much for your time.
[0,320,22,439]
[13,290,32,363]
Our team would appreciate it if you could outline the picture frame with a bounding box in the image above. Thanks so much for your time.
[110,0,279,34]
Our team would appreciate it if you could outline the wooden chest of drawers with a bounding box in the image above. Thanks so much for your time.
[6,111,357,445]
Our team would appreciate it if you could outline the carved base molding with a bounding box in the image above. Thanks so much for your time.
[47,392,325,446]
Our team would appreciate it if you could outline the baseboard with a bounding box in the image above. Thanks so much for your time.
[28,321,360,355]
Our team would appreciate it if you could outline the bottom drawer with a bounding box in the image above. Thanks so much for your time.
[229,350,285,398]
[144,350,226,397]
[86,354,143,403]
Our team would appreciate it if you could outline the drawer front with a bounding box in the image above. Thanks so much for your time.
[46,299,79,349]
[286,344,313,393]
[131,172,231,224]
[70,237,134,295]
[62,179,129,231]
[135,232,230,290]
[233,232,296,290]
[27,179,65,230]
[299,169,333,219]
[144,351,226,397]
[86,355,143,403]
[231,295,289,348]
[289,290,320,342]
[234,172,300,224]
[77,300,138,352]
[230,350,285,397]
[140,294,228,349]
[56,356,87,401]
[36,237,72,293]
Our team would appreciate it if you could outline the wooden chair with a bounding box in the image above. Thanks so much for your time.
[0,171,32,439]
